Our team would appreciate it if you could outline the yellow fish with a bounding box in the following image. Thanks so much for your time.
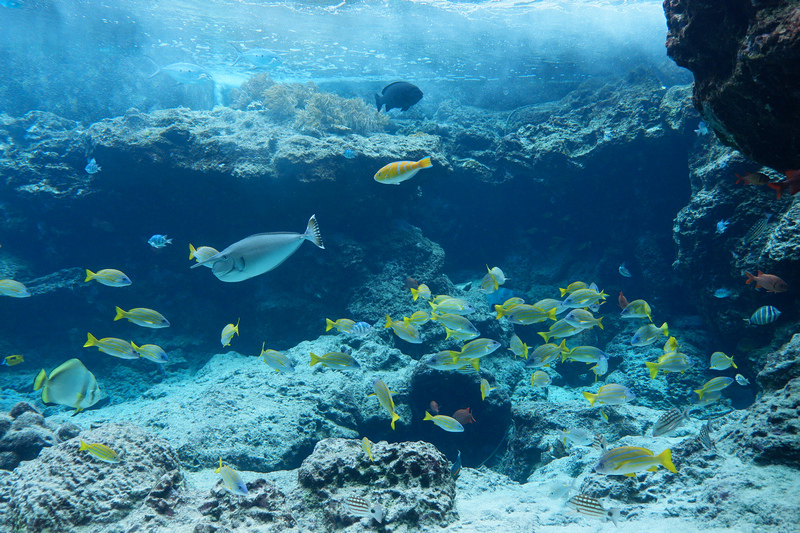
[221,319,240,346]
[114,307,170,329]
[369,379,400,430]
[84,269,131,287]
[79,440,120,463]
[374,157,432,185]
[361,437,374,462]
[0,279,31,298]
[2,354,24,366]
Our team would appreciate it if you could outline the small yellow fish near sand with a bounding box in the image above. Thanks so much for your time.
[374,156,432,185]
[189,244,219,267]
[79,440,120,463]
[84,269,131,287]
[221,319,240,346]
[215,458,248,496]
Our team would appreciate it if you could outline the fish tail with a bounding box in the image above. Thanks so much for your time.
[745,271,756,284]
[767,182,784,199]
[644,362,660,379]
[657,448,677,473]
[558,340,567,353]
[410,287,420,301]
[144,56,161,78]
[559,287,568,297]
[661,322,669,337]
[85,269,95,282]
[694,388,705,400]
[470,358,479,372]
[391,411,400,430]
[33,369,47,391]
[608,508,620,528]
[325,318,336,332]
[114,307,126,321]
[423,411,433,421]
[234,318,240,335]
[597,316,604,330]
[303,214,324,249]
[538,331,551,343]
[84,332,98,347]
[582,391,596,407]
[417,156,432,168]
[374,93,382,111]
[429,312,439,322]
[732,360,738,369]
[444,328,455,340]
[494,305,506,319]
[79,439,89,451]
[189,244,197,260]
[547,308,557,321]
[309,352,321,366]
[384,315,393,329]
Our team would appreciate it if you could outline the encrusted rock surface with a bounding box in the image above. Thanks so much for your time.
[664,0,800,170]
[0,402,58,471]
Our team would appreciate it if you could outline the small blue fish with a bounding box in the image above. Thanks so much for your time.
[343,149,356,159]
[618,262,631,278]
[85,158,101,174]
[715,219,729,234]
[714,288,732,299]
[694,121,709,136]
[148,234,172,248]
[350,321,372,337]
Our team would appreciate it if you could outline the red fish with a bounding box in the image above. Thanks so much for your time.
[429,401,439,416]
[452,408,475,425]
[735,171,771,186]
[618,291,629,310]
[767,169,800,199]
[745,271,788,293]
[405,277,419,290]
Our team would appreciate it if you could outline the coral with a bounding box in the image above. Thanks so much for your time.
[0,402,58,471]
[295,92,389,136]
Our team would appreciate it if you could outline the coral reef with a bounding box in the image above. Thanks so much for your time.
[664,0,800,170]
[0,402,58,470]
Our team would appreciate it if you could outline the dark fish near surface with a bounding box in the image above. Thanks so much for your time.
[375,81,423,112]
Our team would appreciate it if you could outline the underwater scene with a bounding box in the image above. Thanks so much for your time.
[1,0,800,531]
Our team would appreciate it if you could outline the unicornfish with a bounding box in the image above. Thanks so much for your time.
[192,215,324,282]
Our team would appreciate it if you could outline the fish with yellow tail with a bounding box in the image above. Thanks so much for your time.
[84,333,139,360]
[479,266,507,294]
[582,383,635,407]
[84,269,131,287]
[423,411,465,432]
[189,244,219,266]
[370,379,400,430]
[215,459,248,496]
[693,376,734,400]
[34,359,104,414]
[0,279,31,298]
[374,156,432,184]
[410,283,431,301]
[326,318,356,333]
[361,437,374,462]
[2,354,24,366]
[79,440,120,464]
[114,307,170,329]
[221,319,240,346]
[631,322,669,346]
[594,445,677,476]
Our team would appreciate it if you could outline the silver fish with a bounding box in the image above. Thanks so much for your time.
[192,215,324,282]
[618,262,631,277]
[652,407,692,437]
[350,322,372,337]
[342,495,383,523]
[747,306,781,326]
[593,434,608,453]
[566,494,620,527]
[698,420,716,452]
[85,158,101,174]
[148,61,211,85]
[232,47,282,69]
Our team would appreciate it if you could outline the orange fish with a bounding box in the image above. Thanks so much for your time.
[618,291,629,310]
[735,171,770,186]
[374,157,432,185]
[452,408,475,425]
[767,169,800,199]
[745,271,788,293]
[429,400,440,416]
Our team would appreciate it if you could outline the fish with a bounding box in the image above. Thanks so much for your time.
[745,271,788,292]
[493,296,526,317]
[220,319,240,347]
[743,215,773,244]
[533,298,566,315]
[594,446,677,476]
[215,459,248,496]
[350,322,372,337]
[561,288,607,309]
[631,322,669,346]
[557,428,593,446]
[593,434,608,452]
[361,437,374,462]
[309,351,360,370]
[113,307,170,330]
[429,401,440,415]
[85,269,131,287]
[84,333,139,359]
[767,169,800,198]
[147,234,172,248]
[370,379,400,430]
[0,279,31,298]
[559,281,588,297]
[694,376,735,400]
[531,370,551,388]
[452,407,475,425]
[591,356,609,381]
[132,343,169,364]
[34,359,104,413]
[480,378,496,400]
[259,343,294,372]
[410,283,431,301]
[423,411,464,432]
[84,158,101,174]
[384,315,423,344]
[509,335,529,359]
[582,384,635,407]
[496,304,557,324]
[2,354,24,366]
[652,407,692,437]
[692,390,722,408]
[566,494,620,527]
[431,312,475,333]
[189,244,219,266]
[79,440,120,463]
[192,215,324,282]
[564,309,603,330]
[618,262,632,277]
[423,350,476,372]
[735,171,770,186]
[444,327,479,342]
[526,341,568,368]
[695,121,709,135]
[549,478,579,500]
[618,291,629,310]
[663,336,679,353]
[620,299,652,321]
[375,81,423,112]
[458,338,501,359]
[450,450,462,479]
[736,374,750,386]
[374,157,433,185]
[403,310,430,327]
[709,351,737,370]
[644,353,693,378]
[343,149,356,159]
[698,420,716,451]
[538,320,583,343]
[148,61,211,85]
[326,318,356,333]
[479,266,507,294]
[747,305,781,325]
[230,46,281,69]
[714,288,732,298]
[342,495,383,523]
[562,345,608,364]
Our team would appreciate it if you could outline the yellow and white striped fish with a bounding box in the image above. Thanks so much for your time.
[361,437,374,462]
[215,458,248,495]
[85,269,131,287]
[423,411,464,432]
[221,319,240,346]
[0,279,31,298]
[370,379,400,430]
[114,307,170,329]
[374,156,432,185]
[84,333,139,359]
[189,244,219,267]
[79,440,120,463]
[594,446,677,476]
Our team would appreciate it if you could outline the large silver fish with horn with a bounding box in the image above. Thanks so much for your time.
[192,215,324,282]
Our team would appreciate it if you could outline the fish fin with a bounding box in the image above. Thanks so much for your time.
[423,411,433,421]
[410,287,419,301]
[694,388,705,400]
[189,244,197,260]
[597,316,604,330]
[644,362,659,379]
[608,508,620,528]
[144,55,161,78]
[494,305,506,319]
[417,156,432,168]
[623,473,636,477]
[767,182,784,199]
[559,287,568,297]
[657,448,677,473]
[114,307,125,321]
[391,412,400,430]
[661,322,669,337]
[547,308,557,321]
[84,332,98,347]
[582,391,596,407]
[85,269,94,282]
[744,271,755,284]
[33,370,48,391]
[79,439,89,451]
[732,361,738,369]
[309,353,320,366]
[538,331,551,343]
[303,214,324,249]
[325,318,336,332]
